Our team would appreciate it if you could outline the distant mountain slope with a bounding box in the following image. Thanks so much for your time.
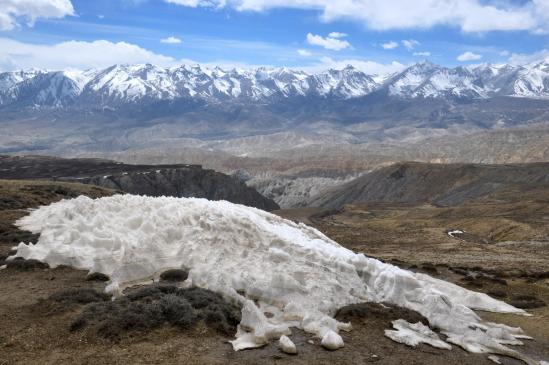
[248,174,360,209]
[308,162,549,208]
[0,155,279,211]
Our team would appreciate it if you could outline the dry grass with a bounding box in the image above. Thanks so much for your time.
[277,193,549,273]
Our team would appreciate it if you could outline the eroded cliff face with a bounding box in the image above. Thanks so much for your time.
[69,167,279,211]
[0,155,279,211]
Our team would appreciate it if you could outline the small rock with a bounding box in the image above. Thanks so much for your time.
[159,268,189,282]
[278,335,297,354]
[86,272,110,281]
[321,330,344,350]
[307,340,314,345]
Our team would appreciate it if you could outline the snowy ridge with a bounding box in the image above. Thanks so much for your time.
[1,60,549,108]
[11,195,544,364]
[0,64,378,107]
[388,62,488,98]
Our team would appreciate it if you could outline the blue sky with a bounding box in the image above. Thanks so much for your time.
[1,0,548,73]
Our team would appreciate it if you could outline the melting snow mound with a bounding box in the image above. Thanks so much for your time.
[12,195,542,364]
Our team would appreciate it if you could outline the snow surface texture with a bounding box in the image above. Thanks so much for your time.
[12,195,543,364]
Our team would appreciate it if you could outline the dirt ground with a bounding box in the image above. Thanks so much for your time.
[277,201,549,273]
[0,264,525,365]
[1,181,548,364]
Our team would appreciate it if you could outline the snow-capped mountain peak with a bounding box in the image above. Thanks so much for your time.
[1,61,549,109]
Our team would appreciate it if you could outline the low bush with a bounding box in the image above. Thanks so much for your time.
[70,284,241,340]
[50,288,111,304]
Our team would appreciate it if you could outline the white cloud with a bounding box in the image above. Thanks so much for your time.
[328,31,347,38]
[165,0,224,8]
[381,41,398,50]
[413,51,431,57]
[508,49,549,65]
[457,51,482,62]
[0,0,74,30]
[165,0,201,6]
[297,48,312,56]
[0,37,409,75]
[402,39,419,50]
[0,38,177,71]
[164,0,549,33]
[302,56,406,75]
[499,50,510,57]
[306,33,350,51]
[161,36,182,44]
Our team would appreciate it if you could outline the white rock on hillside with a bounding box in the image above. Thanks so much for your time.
[279,335,297,354]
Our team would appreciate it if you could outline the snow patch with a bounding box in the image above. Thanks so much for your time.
[448,229,464,238]
[385,319,451,350]
[11,195,539,362]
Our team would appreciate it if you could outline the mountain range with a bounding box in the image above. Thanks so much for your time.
[1,61,549,109]
[1,60,549,177]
